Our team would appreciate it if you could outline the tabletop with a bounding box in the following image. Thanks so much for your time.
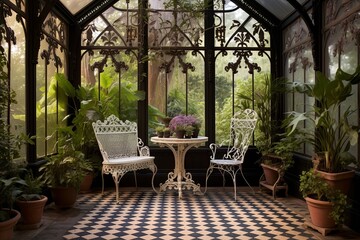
[151,136,208,144]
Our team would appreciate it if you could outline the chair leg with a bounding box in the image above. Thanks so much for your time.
[101,168,105,195]
[150,164,158,194]
[204,166,214,194]
[112,172,126,204]
[112,173,120,204]
[220,169,226,188]
[231,172,237,201]
[223,167,237,201]
[240,166,254,194]
[133,171,137,190]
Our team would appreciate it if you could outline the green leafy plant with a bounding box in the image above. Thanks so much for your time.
[55,72,163,171]
[17,170,44,201]
[299,169,348,225]
[239,75,297,171]
[0,50,20,178]
[0,177,25,221]
[267,132,304,171]
[155,126,165,137]
[0,44,27,222]
[287,67,360,172]
[39,123,92,190]
[184,125,194,137]
[155,126,165,133]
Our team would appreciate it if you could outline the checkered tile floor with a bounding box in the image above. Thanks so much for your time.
[63,189,316,240]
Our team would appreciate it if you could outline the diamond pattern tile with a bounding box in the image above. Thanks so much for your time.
[62,190,317,239]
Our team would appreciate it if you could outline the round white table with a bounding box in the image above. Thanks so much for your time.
[151,136,208,198]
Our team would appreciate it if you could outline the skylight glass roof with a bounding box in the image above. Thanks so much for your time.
[60,0,308,22]
[60,0,94,14]
[254,0,308,20]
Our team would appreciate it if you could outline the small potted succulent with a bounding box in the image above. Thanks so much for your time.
[155,126,165,138]
[188,115,201,138]
[184,125,194,138]
[163,127,171,138]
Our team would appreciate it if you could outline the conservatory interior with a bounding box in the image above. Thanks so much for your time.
[1,0,360,239]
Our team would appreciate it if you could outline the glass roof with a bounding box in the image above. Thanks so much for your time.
[60,0,94,14]
[254,0,308,20]
[59,0,307,21]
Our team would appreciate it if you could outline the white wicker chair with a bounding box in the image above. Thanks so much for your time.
[204,109,258,200]
[92,115,158,203]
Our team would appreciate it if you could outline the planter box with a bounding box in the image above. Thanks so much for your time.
[259,163,288,199]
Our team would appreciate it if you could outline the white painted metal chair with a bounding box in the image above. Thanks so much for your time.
[204,109,258,200]
[92,115,158,203]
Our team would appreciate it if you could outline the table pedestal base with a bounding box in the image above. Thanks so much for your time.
[160,171,202,198]
[151,136,208,199]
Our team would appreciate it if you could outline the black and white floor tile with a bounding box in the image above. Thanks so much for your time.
[63,189,316,240]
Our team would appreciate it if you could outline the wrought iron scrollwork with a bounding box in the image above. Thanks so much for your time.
[40,12,66,68]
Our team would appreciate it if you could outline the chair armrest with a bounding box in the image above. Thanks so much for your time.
[209,143,220,160]
[138,138,150,156]
[97,141,108,162]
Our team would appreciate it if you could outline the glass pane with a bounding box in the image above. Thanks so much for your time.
[254,0,307,20]
[80,49,139,121]
[82,1,139,47]
[60,0,94,14]
[148,0,204,48]
[215,49,270,144]
[10,0,25,12]
[148,50,205,139]
[36,13,68,158]
[3,8,27,158]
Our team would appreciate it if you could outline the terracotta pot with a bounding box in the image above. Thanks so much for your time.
[80,173,94,193]
[16,195,48,227]
[305,197,335,228]
[0,209,20,240]
[192,128,200,138]
[261,163,280,185]
[50,187,78,209]
[175,130,185,138]
[163,131,171,138]
[315,170,355,195]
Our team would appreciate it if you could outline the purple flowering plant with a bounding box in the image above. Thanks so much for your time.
[169,115,201,132]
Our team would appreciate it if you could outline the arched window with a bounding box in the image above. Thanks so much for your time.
[80,0,271,146]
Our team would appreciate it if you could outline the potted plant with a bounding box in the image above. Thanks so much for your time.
[0,177,24,240]
[174,125,186,138]
[239,76,296,186]
[16,170,47,229]
[260,132,303,185]
[155,126,165,138]
[169,115,188,138]
[56,73,103,192]
[0,45,23,239]
[163,127,171,138]
[184,125,194,138]
[39,125,92,208]
[169,115,201,138]
[287,67,360,194]
[299,169,348,228]
[187,115,201,138]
